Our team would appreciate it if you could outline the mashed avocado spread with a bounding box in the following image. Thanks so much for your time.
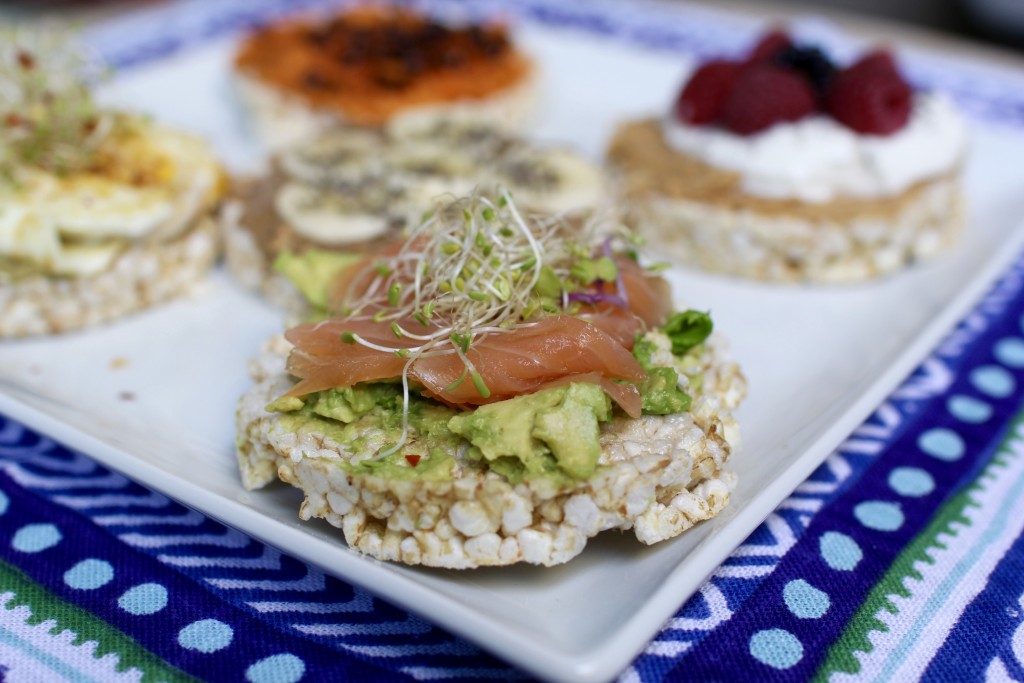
[269,381,612,484]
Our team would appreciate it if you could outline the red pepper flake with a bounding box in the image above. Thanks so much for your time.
[16,51,34,70]
[404,454,421,467]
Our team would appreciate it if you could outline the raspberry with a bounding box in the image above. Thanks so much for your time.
[748,30,792,62]
[825,52,912,135]
[850,49,899,77]
[720,64,816,135]
[674,60,743,125]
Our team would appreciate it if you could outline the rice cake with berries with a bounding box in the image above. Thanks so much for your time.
[607,30,967,283]
[235,192,746,568]
[234,6,536,150]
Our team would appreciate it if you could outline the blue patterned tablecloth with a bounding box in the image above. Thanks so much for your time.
[4,1,1024,681]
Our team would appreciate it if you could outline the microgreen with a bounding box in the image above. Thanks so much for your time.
[333,189,647,456]
[0,26,116,179]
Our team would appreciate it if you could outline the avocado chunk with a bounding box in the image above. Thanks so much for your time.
[448,383,612,481]
[273,249,362,310]
[639,367,691,415]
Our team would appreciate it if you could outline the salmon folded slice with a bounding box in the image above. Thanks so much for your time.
[285,254,672,418]
[286,316,646,416]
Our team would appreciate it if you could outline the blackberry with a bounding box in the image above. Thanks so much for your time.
[773,46,837,97]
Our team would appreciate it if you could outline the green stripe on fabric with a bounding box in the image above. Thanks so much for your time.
[0,558,195,683]
[813,488,974,681]
[813,421,1021,681]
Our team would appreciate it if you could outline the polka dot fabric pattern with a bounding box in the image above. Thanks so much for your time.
[0,437,526,681]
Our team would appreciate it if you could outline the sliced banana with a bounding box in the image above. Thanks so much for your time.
[493,147,603,214]
[275,182,391,245]
[50,241,125,277]
[387,141,478,177]
[388,111,505,158]
[388,107,481,138]
[400,175,480,210]
[279,129,383,185]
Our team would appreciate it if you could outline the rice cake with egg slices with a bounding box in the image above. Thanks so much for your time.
[0,29,224,336]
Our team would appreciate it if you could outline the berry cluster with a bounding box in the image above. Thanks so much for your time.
[674,30,913,136]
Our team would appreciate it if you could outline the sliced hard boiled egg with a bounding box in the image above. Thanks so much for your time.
[0,203,61,265]
[47,176,175,239]
[50,241,125,277]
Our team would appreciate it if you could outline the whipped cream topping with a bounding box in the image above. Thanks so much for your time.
[661,92,967,203]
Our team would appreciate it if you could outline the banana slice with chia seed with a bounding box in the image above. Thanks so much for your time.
[385,140,479,178]
[388,111,507,159]
[279,129,384,185]
[494,147,604,215]
[274,182,393,245]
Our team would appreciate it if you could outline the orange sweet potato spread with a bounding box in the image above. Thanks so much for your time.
[234,7,532,125]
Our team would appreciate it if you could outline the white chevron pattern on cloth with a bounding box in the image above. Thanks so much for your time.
[160,546,283,570]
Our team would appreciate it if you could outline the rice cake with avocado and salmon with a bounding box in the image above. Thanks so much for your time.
[236,191,745,568]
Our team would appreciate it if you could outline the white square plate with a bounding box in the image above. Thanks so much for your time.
[3,9,1024,683]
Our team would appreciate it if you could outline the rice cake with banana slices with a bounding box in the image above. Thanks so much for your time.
[223,118,605,314]
[0,29,225,337]
[233,6,537,151]
[235,191,746,568]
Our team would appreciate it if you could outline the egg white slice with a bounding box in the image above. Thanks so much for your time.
[0,203,61,265]
[50,241,125,277]
[48,177,175,239]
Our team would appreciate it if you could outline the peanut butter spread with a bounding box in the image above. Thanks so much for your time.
[607,119,956,221]
[234,7,532,126]
[231,168,398,260]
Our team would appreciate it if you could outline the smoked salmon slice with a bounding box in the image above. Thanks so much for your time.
[286,315,647,416]
[284,247,672,419]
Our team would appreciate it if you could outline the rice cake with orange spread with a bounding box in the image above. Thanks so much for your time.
[234,7,536,149]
